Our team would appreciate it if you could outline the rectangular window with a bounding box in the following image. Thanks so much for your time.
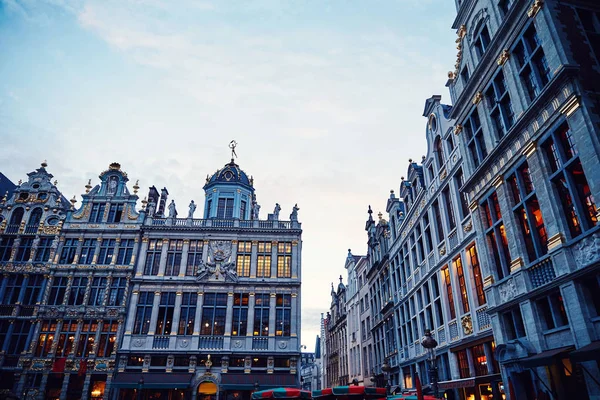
[156,292,176,335]
[442,187,456,231]
[88,277,107,306]
[508,162,548,262]
[276,294,291,336]
[89,203,106,223]
[144,239,163,275]
[254,293,270,336]
[257,242,272,278]
[165,240,183,276]
[474,25,491,61]
[216,198,234,219]
[97,239,116,265]
[441,266,456,320]
[186,240,204,276]
[456,349,471,378]
[482,192,511,280]
[22,274,45,305]
[48,276,68,305]
[232,293,249,336]
[15,236,34,262]
[56,320,77,357]
[454,169,470,219]
[467,245,486,306]
[200,293,227,335]
[576,8,600,66]
[107,277,127,306]
[107,203,124,223]
[76,320,98,357]
[68,277,88,305]
[0,238,14,262]
[236,241,252,277]
[35,320,57,357]
[97,320,118,357]
[514,25,551,103]
[485,70,514,139]
[472,344,488,376]
[432,201,445,242]
[34,236,53,262]
[453,256,470,314]
[1,275,23,304]
[59,238,78,264]
[133,292,155,334]
[240,200,247,219]
[79,239,96,265]
[543,124,597,238]
[537,291,569,330]
[277,242,292,278]
[116,239,135,265]
[178,293,197,336]
[499,0,513,16]
[580,274,600,317]
[464,109,488,168]
[7,320,32,356]
[503,307,526,340]
[185,240,204,276]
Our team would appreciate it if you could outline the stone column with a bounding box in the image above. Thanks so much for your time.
[111,238,121,266]
[81,373,92,400]
[29,235,40,262]
[136,237,150,276]
[202,241,209,264]
[269,293,277,339]
[0,274,9,302]
[171,292,184,336]
[290,293,298,338]
[247,293,256,337]
[179,240,190,277]
[483,342,495,375]
[465,347,476,378]
[15,372,27,398]
[130,236,140,267]
[1,322,15,352]
[291,241,299,279]
[250,241,258,278]
[91,237,102,265]
[147,291,162,335]
[124,290,140,335]
[59,373,70,400]
[224,292,234,335]
[16,274,30,304]
[157,239,169,276]
[193,292,204,335]
[72,237,84,265]
[103,374,112,400]
[270,241,278,278]
[38,372,50,400]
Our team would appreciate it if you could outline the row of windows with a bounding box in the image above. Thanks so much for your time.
[133,292,293,337]
[89,202,125,223]
[60,238,134,265]
[144,240,294,278]
[35,319,118,358]
[480,123,597,280]
[0,236,55,263]
[47,276,127,306]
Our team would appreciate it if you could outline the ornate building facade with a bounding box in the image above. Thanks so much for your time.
[325,276,348,388]
[117,158,302,400]
[448,0,600,398]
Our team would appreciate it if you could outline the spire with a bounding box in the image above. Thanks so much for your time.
[339,275,343,284]
[368,205,373,222]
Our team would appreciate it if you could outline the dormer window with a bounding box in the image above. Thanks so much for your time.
[19,192,28,201]
[217,198,234,219]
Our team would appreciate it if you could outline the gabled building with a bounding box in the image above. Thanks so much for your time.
[448,0,600,398]
[325,276,348,388]
[344,251,368,386]
[0,162,70,398]
[117,157,302,400]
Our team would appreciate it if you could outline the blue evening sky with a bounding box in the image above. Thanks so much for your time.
[0,0,458,351]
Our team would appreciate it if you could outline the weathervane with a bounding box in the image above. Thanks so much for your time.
[229,140,238,160]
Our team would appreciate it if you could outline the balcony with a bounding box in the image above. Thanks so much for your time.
[528,256,556,289]
[4,225,19,234]
[252,337,269,350]
[199,336,224,350]
[147,217,299,230]
[152,335,170,349]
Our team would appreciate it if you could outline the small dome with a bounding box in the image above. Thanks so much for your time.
[203,160,253,190]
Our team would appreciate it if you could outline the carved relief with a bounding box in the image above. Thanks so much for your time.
[498,278,516,302]
[461,314,473,335]
[574,232,600,268]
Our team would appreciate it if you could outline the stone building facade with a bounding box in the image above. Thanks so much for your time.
[117,158,302,400]
[325,276,349,387]
[448,0,600,398]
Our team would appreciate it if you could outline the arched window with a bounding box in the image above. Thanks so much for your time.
[9,208,24,226]
[28,208,43,227]
[434,137,445,169]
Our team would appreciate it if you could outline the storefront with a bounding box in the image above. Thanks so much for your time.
[114,372,194,400]
[438,375,504,400]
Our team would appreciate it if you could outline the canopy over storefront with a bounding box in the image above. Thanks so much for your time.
[312,386,387,400]
[113,373,193,389]
[252,388,312,399]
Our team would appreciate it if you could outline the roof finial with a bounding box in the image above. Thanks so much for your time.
[229,140,238,162]
[85,179,92,194]
[378,212,383,221]
[339,275,343,283]
[133,180,140,194]
[41,160,48,168]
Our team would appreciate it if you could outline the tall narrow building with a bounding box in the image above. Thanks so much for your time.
[117,157,303,400]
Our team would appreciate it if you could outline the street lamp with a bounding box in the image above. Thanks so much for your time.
[421,329,439,399]
[254,381,260,393]
[381,359,391,394]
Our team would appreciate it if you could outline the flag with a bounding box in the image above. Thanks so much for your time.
[52,357,66,373]
[414,372,424,400]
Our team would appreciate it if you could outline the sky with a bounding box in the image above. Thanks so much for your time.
[0,0,457,352]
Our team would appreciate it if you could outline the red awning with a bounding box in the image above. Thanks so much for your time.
[252,388,312,399]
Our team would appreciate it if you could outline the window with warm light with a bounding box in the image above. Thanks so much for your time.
[232,293,249,336]
[200,293,227,335]
[275,294,291,336]
[277,242,292,277]
[178,293,197,336]
[236,241,252,277]
[481,192,512,280]
[186,240,204,276]
[257,242,272,278]
[35,320,57,357]
[253,293,270,336]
